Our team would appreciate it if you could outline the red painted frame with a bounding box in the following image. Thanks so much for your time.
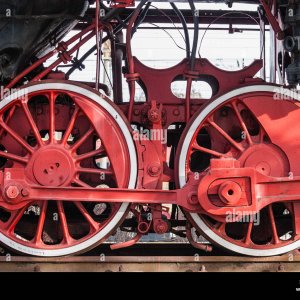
[2,3,296,247]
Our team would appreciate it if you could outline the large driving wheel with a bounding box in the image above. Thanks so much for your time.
[0,81,137,256]
[177,85,300,256]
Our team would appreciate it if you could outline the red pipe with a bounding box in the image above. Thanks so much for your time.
[110,233,142,250]
[31,30,96,81]
[95,0,100,91]
[5,24,96,90]
[259,0,284,39]
[185,77,192,122]
[125,3,145,122]
[186,224,213,252]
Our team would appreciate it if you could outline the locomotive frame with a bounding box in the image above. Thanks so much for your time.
[0,0,299,257]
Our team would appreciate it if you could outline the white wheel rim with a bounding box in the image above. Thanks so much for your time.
[178,85,300,256]
[0,82,138,257]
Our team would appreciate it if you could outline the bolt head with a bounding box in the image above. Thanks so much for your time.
[147,109,161,123]
[218,181,242,205]
[6,185,20,199]
[148,164,161,177]
[133,109,140,116]
[173,109,180,116]
[188,193,199,205]
[155,220,168,234]
[21,189,29,197]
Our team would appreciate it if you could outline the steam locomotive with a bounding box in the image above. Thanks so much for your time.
[0,0,298,257]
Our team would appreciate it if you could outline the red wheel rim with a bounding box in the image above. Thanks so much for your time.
[177,86,300,255]
[0,82,136,255]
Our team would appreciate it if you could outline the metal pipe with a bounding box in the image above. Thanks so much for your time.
[132,2,152,36]
[110,233,143,250]
[185,0,199,122]
[113,31,124,103]
[170,2,191,59]
[6,23,96,89]
[66,8,136,78]
[95,0,100,91]
[32,30,96,81]
[126,0,148,122]
[186,224,213,252]
[188,0,199,68]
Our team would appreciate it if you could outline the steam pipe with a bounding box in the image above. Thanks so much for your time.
[171,2,191,59]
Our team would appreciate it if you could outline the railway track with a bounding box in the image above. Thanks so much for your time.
[0,243,300,272]
[0,1,300,262]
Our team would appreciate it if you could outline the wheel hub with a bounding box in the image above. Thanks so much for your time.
[218,181,242,206]
[238,144,289,177]
[32,147,74,187]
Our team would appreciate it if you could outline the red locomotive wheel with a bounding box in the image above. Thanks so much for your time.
[177,85,300,256]
[0,81,137,256]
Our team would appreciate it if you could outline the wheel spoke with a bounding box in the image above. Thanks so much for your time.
[21,101,43,147]
[259,129,266,143]
[5,205,29,232]
[74,202,99,231]
[0,150,28,164]
[244,221,253,245]
[192,141,228,158]
[231,101,253,146]
[0,120,33,154]
[214,222,226,234]
[77,167,113,176]
[0,106,16,139]
[49,92,56,144]
[71,127,94,152]
[76,148,105,162]
[57,201,73,244]
[33,201,48,244]
[268,205,279,244]
[61,106,80,146]
[206,118,244,152]
[73,178,92,188]
[291,202,300,236]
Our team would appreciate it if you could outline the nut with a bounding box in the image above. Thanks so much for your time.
[5,185,20,199]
